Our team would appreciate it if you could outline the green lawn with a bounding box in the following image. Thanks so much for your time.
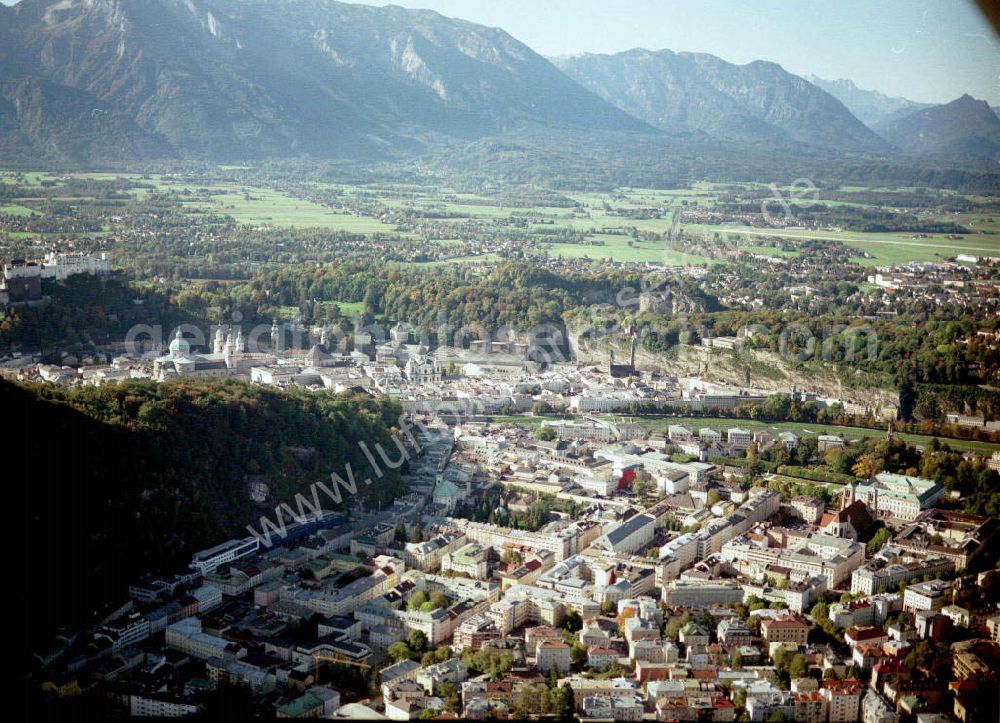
[334,300,364,315]
[625,416,1000,453]
[486,414,998,454]
[276,300,364,319]
[132,180,409,233]
[743,244,800,258]
[185,188,403,232]
[0,171,65,187]
[0,203,39,217]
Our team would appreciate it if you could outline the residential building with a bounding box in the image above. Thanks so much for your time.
[761,616,809,646]
[861,690,899,723]
[536,640,572,674]
[727,428,753,449]
[441,543,489,579]
[189,537,260,574]
[416,658,468,695]
[851,547,954,596]
[165,617,245,662]
[581,695,644,721]
[822,679,863,723]
[129,695,201,718]
[793,691,827,723]
[678,622,710,647]
[454,615,502,652]
[663,579,744,607]
[903,580,951,614]
[595,514,656,555]
[790,496,824,524]
[717,617,753,647]
[892,510,999,571]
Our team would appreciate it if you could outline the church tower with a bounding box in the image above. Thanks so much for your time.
[271,320,283,352]
[224,328,236,369]
[842,480,857,510]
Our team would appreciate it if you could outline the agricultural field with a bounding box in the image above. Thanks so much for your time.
[2,170,998,272]
[0,204,39,217]
[160,183,408,233]
[703,225,1000,265]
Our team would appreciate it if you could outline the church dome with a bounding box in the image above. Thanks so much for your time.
[169,329,191,356]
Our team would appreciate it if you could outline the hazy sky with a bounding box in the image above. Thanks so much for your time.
[352,0,999,105]
[2,0,997,104]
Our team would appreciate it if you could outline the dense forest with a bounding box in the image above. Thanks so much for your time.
[254,260,651,326]
[7,378,405,655]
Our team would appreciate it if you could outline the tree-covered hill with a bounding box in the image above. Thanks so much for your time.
[6,378,404,651]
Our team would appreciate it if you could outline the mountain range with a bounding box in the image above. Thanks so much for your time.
[0,0,648,162]
[0,0,996,166]
[804,75,932,127]
[555,50,889,153]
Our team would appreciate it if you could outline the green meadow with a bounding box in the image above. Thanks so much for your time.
[489,414,998,454]
[3,171,997,269]
[707,225,1000,265]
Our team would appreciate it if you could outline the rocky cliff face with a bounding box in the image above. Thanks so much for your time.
[556,49,889,152]
[0,0,648,162]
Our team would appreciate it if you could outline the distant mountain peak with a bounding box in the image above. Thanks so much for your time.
[805,74,932,128]
[873,93,1000,159]
[949,93,987,109]
[556,49,888,152]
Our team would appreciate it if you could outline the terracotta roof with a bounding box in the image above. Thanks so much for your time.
[847,627,887,641]
[823,678,863,694]
[763,617,808,629]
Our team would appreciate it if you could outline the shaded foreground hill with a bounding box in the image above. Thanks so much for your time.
[6,378,404,657]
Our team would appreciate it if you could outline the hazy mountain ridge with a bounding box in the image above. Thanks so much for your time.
[0,76,175,164]
[555,49,890,153]
[0,0,649,162]
[874,94,1000,159]
[805,75,932,127]
[0,0,993,166]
